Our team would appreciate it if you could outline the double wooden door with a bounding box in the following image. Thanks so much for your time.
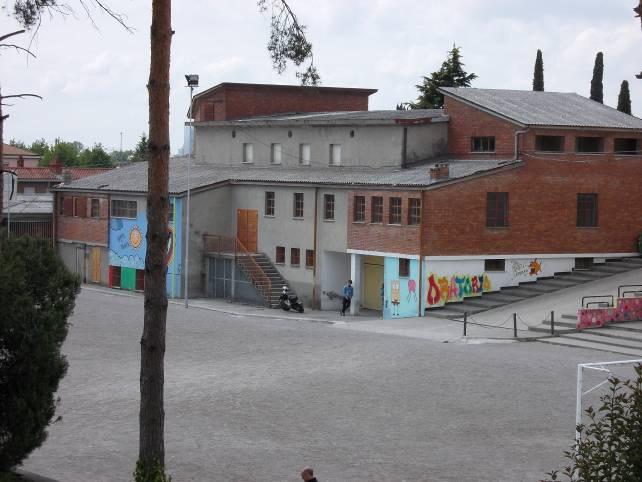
[237,209,258,252]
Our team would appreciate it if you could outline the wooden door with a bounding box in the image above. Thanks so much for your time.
[363,257,384,311]
[91,247,101,283]
[237,209,258,252]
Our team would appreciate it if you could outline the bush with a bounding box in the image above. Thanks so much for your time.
[544,365,642,481]
[0,236,80,471]
[133,459,172,482]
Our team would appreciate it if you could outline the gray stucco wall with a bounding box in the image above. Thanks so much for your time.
[405,123,449,163]
[57,241,109,286]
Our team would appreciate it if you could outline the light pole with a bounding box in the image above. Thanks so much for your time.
[184,74,199,308]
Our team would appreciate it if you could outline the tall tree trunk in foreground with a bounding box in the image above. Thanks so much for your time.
[139,0,171,471]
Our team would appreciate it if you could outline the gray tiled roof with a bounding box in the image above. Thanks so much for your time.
[55,157,519,195]
[440,87,642,130]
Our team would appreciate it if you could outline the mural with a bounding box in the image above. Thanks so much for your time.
[577,297,642,329]
[383,258,420,319]
[510,259,542,278]
[426,273,491,307]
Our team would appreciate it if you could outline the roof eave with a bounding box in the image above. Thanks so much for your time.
[439,88,527,128]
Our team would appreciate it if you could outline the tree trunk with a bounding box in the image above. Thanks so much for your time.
[140,0,171,469]
[1,85,4,227]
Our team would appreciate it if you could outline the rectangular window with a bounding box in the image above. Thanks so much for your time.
[90,198,100,218]
[291,248,300,267]
[293,193,304,218]
[135,269,145,291]
[111,200,137,219]
[471,136,496,152]
[535,135,565,152]
[389,197,402,225]
[329,144,341,165]
[324,194,335,221]
[23,186,36,195]
[168,200,174,223]
[275,246,285,264]
[577,193,598,227]
[306,249,315,269]
[371,196,383,223]
[399,258,410,277]
[614,138,640,155]
[271,143,282,164]
[486,192,509,227]
[353,195,365,222]
[299,143,311,165]
[265,191,275,217]
[575,137,604,153]
[408,198,421,225]
[484,259,506,272]
[243,143,254,163]
[73,197,80,217]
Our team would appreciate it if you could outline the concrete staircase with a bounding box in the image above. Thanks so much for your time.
[428,257,642,320]
[251,253,297,308]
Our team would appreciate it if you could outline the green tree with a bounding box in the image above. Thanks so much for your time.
[131,133,149,163]
[617,80,632,115]
[0,236,80,472]
[42,139,82,166]
[78,143,112,167]
[28,138,50,157]
[7,139,26,149]
[110,149,133,165]
[590,51,604,103]
[532,49,544,91]
[410,45,477,109]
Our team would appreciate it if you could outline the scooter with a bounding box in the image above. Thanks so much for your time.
[279,287,304,313]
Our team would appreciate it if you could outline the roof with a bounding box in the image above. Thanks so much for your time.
[440,87,642,130]
[54,157,520,195]
[2,144,39,157]
[12,167,112,181]
[193,82,378,102]
[194,109,449,127]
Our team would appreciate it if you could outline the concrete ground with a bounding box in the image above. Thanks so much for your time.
[19,287,628,482]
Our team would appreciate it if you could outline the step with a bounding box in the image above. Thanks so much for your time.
[426,308,466,320]
[585,327,642,342]
[562,313,578,321]
[437,303,487,315]
[537,278,580,288]
[542,318,577,329]
[562,332,642,351]
[457,298,506,309]
[499,288,542,298]
[537,337,642,357]
[593,265,633,274]
[618,258,642,267]
[604,322,642,334]
[551,274,593,283]
[515,283,558,293]
[481,292,528,302]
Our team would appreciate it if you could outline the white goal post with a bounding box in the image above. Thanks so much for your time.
[576,359,642,441]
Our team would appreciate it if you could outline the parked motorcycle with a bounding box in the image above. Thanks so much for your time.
[279,286,304,313]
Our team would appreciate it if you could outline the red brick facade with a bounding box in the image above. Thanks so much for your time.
[56,193,109,245]
[194,83,376,122]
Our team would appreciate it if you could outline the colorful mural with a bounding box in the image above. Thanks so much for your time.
[510,259,542,278]
[383,258,420,319]
[426,273,491,307]
[577,297,642,329]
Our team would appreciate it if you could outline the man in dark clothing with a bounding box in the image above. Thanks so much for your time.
[301,467,318,482]
[340,279,353,316]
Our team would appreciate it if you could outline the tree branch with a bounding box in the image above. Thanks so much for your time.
[1,93,43,101]
[0,43,37,58]
[0,30,26,43]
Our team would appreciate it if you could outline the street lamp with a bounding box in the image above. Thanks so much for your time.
[184,74,198,308]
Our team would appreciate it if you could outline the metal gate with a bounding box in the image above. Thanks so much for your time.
[207,257,233,299]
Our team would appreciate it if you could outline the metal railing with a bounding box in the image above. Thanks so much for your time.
[618,285,642,298]
[581,295,614,308]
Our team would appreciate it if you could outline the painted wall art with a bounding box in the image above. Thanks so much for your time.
[426,273,491,307]
[577,296,642,329]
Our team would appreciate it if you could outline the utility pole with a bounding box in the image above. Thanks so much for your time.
[184,74,199,308]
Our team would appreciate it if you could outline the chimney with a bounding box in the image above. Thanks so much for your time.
[62,169,73,184]
[429,162,449,181]
[17,155,24,167]
[50,155,63,174]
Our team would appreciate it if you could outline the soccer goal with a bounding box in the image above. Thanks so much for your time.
[576,359,642,441]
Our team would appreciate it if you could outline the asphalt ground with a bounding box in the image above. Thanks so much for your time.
[19,288,623,482]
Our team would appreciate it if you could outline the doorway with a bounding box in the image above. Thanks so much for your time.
[237,209,258,252]
[362,255,384,311]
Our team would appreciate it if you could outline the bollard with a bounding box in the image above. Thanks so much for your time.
[463,312,467,336]
[513,313,517,338]
[550,310,555,336]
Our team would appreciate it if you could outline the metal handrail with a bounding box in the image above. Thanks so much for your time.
[234,237,272,304]
[618,285,642,298]
[581,295,614,308]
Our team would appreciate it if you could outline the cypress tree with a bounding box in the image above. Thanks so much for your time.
[590,52,604,103]
[617,80,632,115]
[532,49,544,91]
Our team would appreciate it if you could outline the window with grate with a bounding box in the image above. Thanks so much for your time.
[484,259,505,272]
[577,193,598,227]
[471,136,496,152]
[371,196,383,223]
[275,246,285,264]
[243,143,254,163]
[291,248,300,266]
[353,196,365,222]
[399,258,410,277]
[111,200,137,219]
[90,198,100,218]
[408,198,421,225]
[389,197,402,225]
[271,143,282,164]
[486,192,509,227]
[324,194,335,221]
[265,191,275,216]
[306,249,315,269]
[293,193,304,218]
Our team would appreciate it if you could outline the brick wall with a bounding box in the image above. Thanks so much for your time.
[56,193,109,245]
[347,190,421,255]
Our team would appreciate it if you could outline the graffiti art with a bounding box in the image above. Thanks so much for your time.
[426,273,491,307]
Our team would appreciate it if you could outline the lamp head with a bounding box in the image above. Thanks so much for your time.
[185,74,199,87]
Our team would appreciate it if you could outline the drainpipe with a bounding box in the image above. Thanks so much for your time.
[418,189,426,317]
[312,186,319,309]
[514,130,528,160]
[401,127,408,168]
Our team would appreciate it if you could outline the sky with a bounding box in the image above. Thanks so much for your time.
[1,0,641,154]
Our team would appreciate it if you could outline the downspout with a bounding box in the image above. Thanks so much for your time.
[418,189,426,317]
[514,129,528,160]
[401,127,408,168]
[312,186,319,309]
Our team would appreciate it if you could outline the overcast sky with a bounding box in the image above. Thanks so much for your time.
[1,0,641,153]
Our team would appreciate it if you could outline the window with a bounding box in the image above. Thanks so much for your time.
[275,246,285,264]
[575,137,604,153]
[353,196,365,222]
[577,193,598,227]
[271,143,282,164]
[408,198,421,225]
[293,193,304,218]
[299,143,311,165]
[535,135,564,152]
[73,197,86,217]
[265,191,275,217]
[371,196,383,223]
[389,197,402,225]
[59,196,65,216]
[90,198,100,218]
[484,259,506,272]
[291,248,300,267]
[324,194,335,221]
[111,266,121,288]
[23,186,35,195]
[306,249,315,269]
[168,200,174,223]
[399,258,410,277]
[575,258,594,270]
[243,143,254,163]
[111,199,137,219]
[471,136,495,152]
[486,192,509,227]
[614,138,640,155]
[329,144,341,165]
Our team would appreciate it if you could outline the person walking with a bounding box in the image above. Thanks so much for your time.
[301,467,318,482]
[340,279,353,316]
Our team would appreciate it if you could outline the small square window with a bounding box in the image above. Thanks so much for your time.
[471,136,495,152]
[90,198,100,218]
[353,196,365,222]
[399,258,410,277]
[299,143,311,165]
[389,197,402,225]
[484,259,505,272]
[486,192,509,228]
[291,248,300,267]
[275,246,285,264]
[265,191,275,217]
[329,144,341,165]
[293,193,304,218]
[371,197,383,223]
[271,143,282,164]
[306,249,315,269]
[324,194,335,221]
[577,193,598,227]
[243,143,254,163]
[408,198,421,225]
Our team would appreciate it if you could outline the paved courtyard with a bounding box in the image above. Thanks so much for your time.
[20,288,624,481]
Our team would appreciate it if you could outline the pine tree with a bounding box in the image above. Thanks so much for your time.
[617,80,632,115]
[410,45,477,109]
[590,52,604,104]
[532,49,544,91]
